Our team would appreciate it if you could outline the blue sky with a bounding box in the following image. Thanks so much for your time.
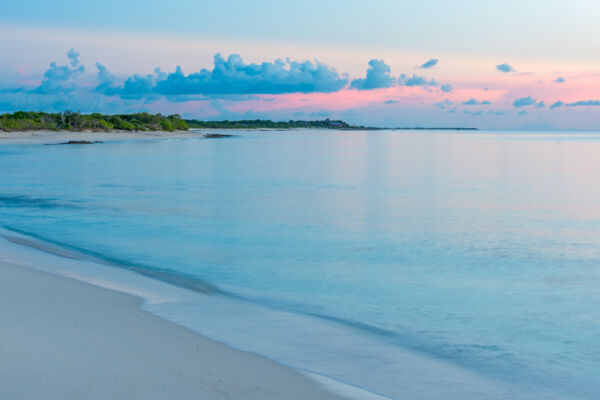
[2,1,600,129]
[4,0,599,58]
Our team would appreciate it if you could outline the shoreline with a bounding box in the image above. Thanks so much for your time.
[0,227,561,400]
[0,129,339,145]
[0,129,365,145]
[0,261,353,400]
[0,227,394,400]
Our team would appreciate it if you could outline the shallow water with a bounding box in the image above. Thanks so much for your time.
[1,130,599,399]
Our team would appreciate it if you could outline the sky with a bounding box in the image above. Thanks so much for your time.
[2,0,600,130]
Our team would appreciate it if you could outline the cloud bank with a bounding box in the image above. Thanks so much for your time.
[6,50,453,103]
[94,54,350,98]
[154,54,348,95]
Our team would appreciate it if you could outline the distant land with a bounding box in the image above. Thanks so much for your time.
[0,111,477,132]
[185,118,379,130]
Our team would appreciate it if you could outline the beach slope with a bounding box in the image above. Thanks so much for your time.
[0,262,345,400]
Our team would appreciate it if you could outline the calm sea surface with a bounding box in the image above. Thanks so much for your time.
[1,130,599,399]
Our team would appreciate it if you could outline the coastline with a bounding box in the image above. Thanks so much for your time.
[0,127,480,145]
[0,129,333,145]
[0,130,201,144]
[0,261,350,400]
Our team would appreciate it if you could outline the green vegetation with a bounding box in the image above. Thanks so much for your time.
[0,111,188,132]
[1,112,477,132]
[184,118,378,130]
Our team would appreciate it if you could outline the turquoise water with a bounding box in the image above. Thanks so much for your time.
[1,130,599,399]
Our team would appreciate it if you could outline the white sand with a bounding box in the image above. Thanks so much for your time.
[0,262,347,400]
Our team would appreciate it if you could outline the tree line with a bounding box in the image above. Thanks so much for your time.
[0,111,377,132]
[0,111,188,132]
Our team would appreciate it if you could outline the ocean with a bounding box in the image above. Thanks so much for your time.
[1,130,599,399]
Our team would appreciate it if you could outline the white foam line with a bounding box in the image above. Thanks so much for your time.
[302,372,394,400]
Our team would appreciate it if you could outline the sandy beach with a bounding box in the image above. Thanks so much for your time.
[0,130,206,144]
[0,261,346,400]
